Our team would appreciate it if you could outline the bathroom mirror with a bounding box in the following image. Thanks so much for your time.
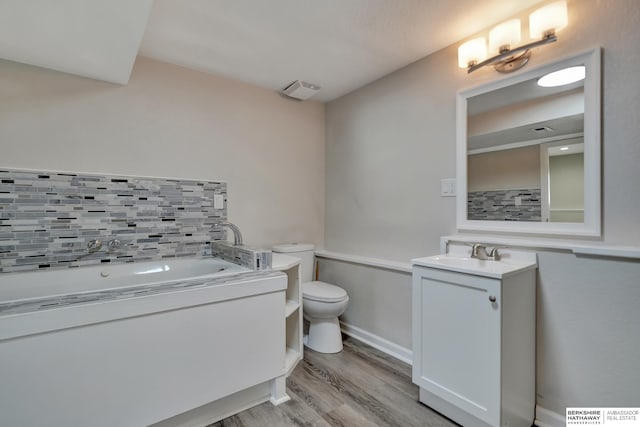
[456,48,601,236]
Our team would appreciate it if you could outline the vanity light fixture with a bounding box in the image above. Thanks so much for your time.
[537,65,586,87]
[458,0,568,74]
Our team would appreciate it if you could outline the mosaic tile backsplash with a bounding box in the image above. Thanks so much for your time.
[468,188,541,221]
[0,169,227,273]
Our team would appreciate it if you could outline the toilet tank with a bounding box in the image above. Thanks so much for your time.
[272,243,315,283]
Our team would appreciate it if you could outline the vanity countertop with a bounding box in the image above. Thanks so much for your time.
[412,254,537,279]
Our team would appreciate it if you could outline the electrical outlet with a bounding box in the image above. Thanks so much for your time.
[213,194,225,209]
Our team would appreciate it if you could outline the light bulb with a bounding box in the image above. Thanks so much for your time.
[489,19,521,54]
[530,0,568,39]
[458,37,487,68]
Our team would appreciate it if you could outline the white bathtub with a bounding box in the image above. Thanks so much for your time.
[0,257,251,301]
[0,257,288,427]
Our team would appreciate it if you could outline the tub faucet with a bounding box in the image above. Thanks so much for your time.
[87,239,103,252]
[77,239,129,261]
[211,221,243,246]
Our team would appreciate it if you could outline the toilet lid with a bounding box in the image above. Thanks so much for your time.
[303,281,347,303]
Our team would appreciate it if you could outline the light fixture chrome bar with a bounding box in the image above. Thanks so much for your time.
[468,33,557,73]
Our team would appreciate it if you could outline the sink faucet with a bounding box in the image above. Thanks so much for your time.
[210,220,243,246]
[469,243,502,261]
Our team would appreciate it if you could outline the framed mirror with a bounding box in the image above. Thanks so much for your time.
[456,48,601,236]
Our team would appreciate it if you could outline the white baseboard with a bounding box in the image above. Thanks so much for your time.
[535,405,565,427]
[340,321,412,365]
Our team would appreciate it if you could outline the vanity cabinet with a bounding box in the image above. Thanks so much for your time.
[272,253,303,375]
[412,261,536,427]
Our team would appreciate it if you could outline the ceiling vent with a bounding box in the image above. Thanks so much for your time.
[282,80,321,100]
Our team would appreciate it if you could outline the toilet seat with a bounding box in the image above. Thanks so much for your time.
[302,281,347,303]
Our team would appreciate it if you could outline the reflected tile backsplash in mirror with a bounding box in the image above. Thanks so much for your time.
[468,189,541,221]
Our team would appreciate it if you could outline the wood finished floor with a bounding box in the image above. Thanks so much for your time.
[209,336,458,427]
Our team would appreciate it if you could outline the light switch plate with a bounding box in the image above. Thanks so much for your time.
[441,178,456,197]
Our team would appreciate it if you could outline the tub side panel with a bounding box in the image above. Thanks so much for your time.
[0,289,285,427]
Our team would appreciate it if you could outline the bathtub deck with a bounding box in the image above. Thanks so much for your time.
[0,270,279,316]
[210,336,457,427]
[0,269,286,342]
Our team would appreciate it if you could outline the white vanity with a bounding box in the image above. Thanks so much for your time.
[415,47,601,427]
[412,245,537,427]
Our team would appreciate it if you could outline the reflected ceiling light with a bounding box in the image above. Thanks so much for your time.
[537,65,586,87]
[560,146,569,151]
[458,0,568,74]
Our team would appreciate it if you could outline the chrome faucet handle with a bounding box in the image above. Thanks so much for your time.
[87,239,103,252]
[463,242,482,254]
[487,246,508,260]
[466,243,486,258]
[107,239,122,250]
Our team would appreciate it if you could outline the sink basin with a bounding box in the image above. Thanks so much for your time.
[411,254,537,279]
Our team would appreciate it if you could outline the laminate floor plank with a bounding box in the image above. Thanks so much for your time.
[275,388,332,427]
[304,343,433,426]
[302,358,415,426]
[211,337,457,427]
[321,403,379,427]
[316,340,418,401]
[287,367,351,416]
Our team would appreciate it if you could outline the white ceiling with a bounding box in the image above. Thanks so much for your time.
[1,0,545,101]
[468,113,584,151]
[0,0,153,84]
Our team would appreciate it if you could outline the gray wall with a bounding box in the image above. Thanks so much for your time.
[318,258,412,349]
[0,56,326,249]
[549,153,584,210]
[468,145,540,192]
[324,0,640,416]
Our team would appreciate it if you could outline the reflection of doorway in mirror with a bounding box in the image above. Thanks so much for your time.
[540,138,584,222]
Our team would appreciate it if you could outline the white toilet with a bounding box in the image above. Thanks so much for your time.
[272,243,349,353]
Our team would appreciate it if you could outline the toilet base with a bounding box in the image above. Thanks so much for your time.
[304,317,343,353]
